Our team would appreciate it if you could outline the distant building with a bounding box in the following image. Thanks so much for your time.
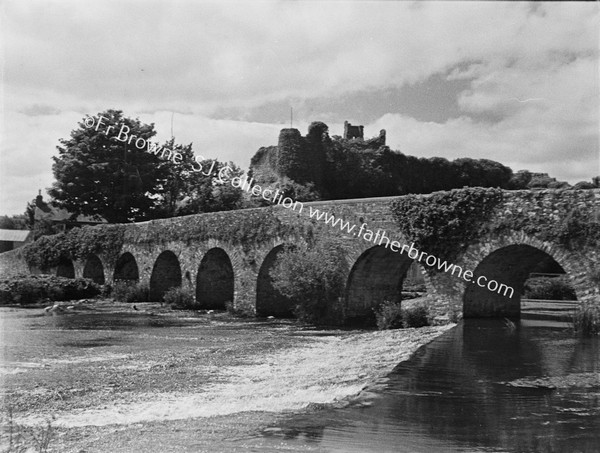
[0,229,32,253]
[34,191,106,233]
[249,121,387,191]
[343,121,364,140]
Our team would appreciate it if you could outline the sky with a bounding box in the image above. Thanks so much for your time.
[1,0,598,216]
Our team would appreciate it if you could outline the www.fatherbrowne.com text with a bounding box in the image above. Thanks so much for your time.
[215,171,515,299]
[86,112,512,297]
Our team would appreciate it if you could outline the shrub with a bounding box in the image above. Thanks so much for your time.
[101,283,113,298]
[111,281,149,303]
[572,302,600,336]
[448,306,462,323]
[224,299,237,314]
[0,275,101,305]
[401,304,430,328]
[374,300,403,330]
[270,239,348,325]
[224,299,254,317]
[374,301,431,330]
[163,286,197,309]
[523,276,577,300]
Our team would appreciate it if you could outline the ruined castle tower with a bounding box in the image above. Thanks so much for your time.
[276,124,326,187]
[343,121,364,140]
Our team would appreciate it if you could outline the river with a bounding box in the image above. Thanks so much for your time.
[1,303,599,452]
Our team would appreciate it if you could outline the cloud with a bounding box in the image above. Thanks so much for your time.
[19,104,62,116]
[0,1,598,214]
[0,110,285,214]
[5,2,596,112]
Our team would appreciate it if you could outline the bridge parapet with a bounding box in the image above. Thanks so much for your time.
[1,189,598,322]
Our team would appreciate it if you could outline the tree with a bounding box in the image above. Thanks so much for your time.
[50,111,246,222]
[0,215,28,230]
[173,158,246,216]
[528,174,556,189]
[507,170,532,190]
[32,218,62,240]
[49,110,171,223]
[573,181,595,190]
[269,239,348,324]
[25,199,36,229]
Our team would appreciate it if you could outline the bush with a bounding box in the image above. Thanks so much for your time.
[0,274,101,305]
[270,239,348,325]
[402,304,430,328]
[448,306,462,323]
[374,301,431,330]
[374,300,403,330]
[111,281,149,303]
[163,286,196,309]
[523,276,577,300]
[572,302,600,336]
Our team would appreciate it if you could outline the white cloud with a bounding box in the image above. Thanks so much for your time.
[0,0,598,214]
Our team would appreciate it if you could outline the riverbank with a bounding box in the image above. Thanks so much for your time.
[1,301,453,452]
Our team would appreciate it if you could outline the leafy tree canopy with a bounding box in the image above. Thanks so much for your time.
[0,215,28,230]
[49,109,169,222]
[48,110,246,223]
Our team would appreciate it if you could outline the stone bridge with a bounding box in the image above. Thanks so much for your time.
[1,189,598,323]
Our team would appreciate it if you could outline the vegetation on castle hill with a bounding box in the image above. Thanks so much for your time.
[250,122,599,204]
[250,122,516,202]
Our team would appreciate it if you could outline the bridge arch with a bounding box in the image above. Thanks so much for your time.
[196,248,234,309]
[113,252,139,282]
[256,243,296,317]
[83,254,105,284]
[345,245,421,326]
[56,258,75,278]
[463,242,578,318]
[150,251,182,301]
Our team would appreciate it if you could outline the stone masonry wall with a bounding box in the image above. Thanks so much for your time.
[1,189,598,321]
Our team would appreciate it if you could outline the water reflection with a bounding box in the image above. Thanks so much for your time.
[266,320,600,453]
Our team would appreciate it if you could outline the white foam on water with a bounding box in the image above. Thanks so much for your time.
[18,325,453,427]
[0,353,130,375]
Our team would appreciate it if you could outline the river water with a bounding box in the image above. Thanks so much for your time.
[261,319,600,453]
[1,306,599,452]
